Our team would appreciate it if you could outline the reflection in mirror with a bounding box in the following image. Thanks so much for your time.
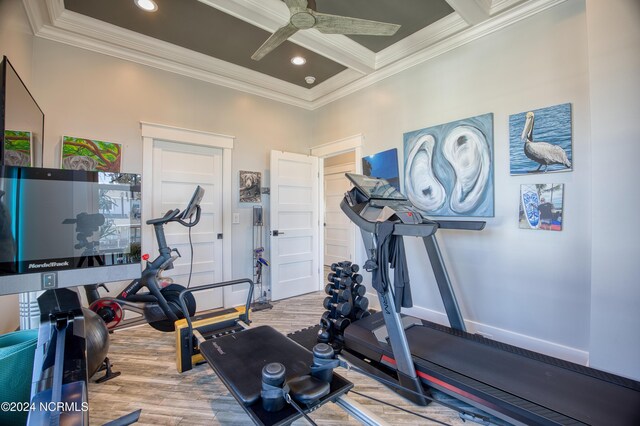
[1,56,44,167]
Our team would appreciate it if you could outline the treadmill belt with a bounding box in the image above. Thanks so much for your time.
[344,314,640,425]
[403,324,640,425]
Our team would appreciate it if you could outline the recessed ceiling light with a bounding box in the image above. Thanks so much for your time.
[291,56,306,66]
[134,0,158,12]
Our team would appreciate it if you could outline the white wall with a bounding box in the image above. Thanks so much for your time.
[313,1,594,363]
[586,0,640,379]
[0,0,35,333]
[25,38,312,300]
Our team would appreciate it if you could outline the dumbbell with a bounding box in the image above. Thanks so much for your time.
[331,263,359,274]
[351,274,363,284]
[321,311,351,332]
[323,297,352,316]
[352,284,366,297]
[324,285,350,301]
[353,296,369,311]
[327,273,352,287]
[353,309,371,320]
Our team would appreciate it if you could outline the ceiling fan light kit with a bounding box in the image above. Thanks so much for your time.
[251,0,401,61]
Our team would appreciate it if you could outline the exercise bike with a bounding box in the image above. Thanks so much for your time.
[85,186,203,332]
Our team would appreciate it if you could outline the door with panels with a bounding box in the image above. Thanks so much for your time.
[324,163,355,267]
[151,140,223,311]
[270,151,319,301]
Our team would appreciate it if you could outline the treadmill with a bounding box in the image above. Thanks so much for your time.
[340,173,640,426]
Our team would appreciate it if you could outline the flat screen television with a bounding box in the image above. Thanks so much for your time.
[1,56,44,167]
[0,166,142,295]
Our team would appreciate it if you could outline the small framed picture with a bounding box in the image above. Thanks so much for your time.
[519,184,564,231]
[240,171,261,203]
[61,136,122,172]
[4,130,33,166]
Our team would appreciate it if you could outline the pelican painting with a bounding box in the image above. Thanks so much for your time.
[509,103,573,175]
[403,113,494,217]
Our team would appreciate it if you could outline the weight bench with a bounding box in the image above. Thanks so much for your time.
[199,324,391,426]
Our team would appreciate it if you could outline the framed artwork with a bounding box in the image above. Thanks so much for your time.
[519,184,564,231]
[61,136,122,172]
[509,103,572,175]
[3,130,32,166]
[362,148,400,191]
[240,171,261,203]
[403,113,494,217]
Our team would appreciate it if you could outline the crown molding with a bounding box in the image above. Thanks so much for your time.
[310,0,567,109]
[22,0,567,111]
[375,13,469,68]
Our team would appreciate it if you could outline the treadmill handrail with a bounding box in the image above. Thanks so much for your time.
[339,199,485,236]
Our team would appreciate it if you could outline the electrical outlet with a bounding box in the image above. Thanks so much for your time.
[232,212,240,224]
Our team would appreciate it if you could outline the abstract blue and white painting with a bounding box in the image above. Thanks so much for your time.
[362,148,400,191]
[509,103,572,175]
[403,113,494,217]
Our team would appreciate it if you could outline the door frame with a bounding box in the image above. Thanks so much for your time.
[311,134,363,286]
[140,122,234,288]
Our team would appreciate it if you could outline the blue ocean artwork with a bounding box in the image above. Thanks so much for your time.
[509,103,572,175]
[362,148,400,190]
[403,113,494,217]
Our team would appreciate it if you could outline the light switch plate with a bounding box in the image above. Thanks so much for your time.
[233,212,240,224]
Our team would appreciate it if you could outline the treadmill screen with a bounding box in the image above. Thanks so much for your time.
[346,173,406,200]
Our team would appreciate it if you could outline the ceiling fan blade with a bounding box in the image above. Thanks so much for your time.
[312,13,400,36]
[283,0,308,11]
[251,23,299,61]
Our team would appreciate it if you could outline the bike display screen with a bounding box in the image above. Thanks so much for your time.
[0,166,141,277]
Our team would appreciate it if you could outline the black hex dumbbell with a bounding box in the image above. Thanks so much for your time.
[321,311,351,332]
[354,309,371,320]
[327,273,352,287]
[323,297,352,316]
[353,296,369,311]
[324,285,350,302]
[351,274,363,284]
[331,263,359,275]
[352,284,366,297]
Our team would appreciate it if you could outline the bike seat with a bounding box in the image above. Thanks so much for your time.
[147,209,180,225]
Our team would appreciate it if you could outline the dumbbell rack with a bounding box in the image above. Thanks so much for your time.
[318,261,370,349]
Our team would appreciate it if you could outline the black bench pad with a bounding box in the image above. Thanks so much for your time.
[200,325,353,426]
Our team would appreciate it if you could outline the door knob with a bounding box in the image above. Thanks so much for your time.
[272,230,285,236]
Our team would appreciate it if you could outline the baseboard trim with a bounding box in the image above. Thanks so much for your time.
[365,292,588,365]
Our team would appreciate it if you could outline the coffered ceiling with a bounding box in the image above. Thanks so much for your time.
[22,0,564,109]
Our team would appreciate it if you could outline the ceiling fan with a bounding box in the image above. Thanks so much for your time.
[251,0,401,61]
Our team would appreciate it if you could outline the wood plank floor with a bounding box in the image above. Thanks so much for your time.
[88,290,488,425]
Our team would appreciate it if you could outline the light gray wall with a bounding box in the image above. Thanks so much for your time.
[586,0,640,379]
[314,1,595,363]
[0,0,35,333]
[28,38,313,299]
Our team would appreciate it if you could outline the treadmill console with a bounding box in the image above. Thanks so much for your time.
[345,173,424,225]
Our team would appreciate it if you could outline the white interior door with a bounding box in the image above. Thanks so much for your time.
[152,140,223,311]
[270,151,319,301]
[324,163,355,266]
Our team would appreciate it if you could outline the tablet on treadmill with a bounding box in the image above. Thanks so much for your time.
[181,185,204,220]
[346,173,406,201]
